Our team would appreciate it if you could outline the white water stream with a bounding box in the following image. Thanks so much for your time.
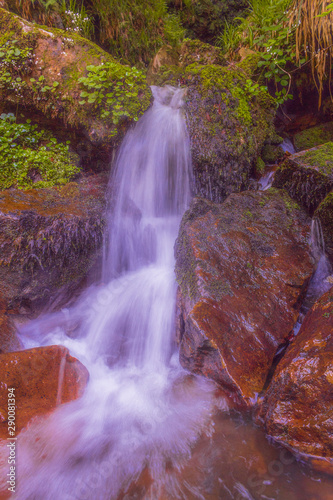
[6,86,219,499]
[3,88,333,500]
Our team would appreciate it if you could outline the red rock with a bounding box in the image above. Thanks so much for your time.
[257,286,333,476]
[175,189,313,407]
[0,345,89,439]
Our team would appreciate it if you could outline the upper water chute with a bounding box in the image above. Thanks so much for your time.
[102,85,193,281]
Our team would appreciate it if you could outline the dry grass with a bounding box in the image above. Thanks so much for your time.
[289,0,333,106]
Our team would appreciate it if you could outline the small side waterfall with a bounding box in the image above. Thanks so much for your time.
[9,86,217,500]
[280,137,296,155]
[305,218,332,306]
[293,218,332,334]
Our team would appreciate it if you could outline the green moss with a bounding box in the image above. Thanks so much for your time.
[300,142,333,176]
[147,64,184,86]
[315,191,333,229]
[269,132,284,145]
[0,113,79,189]
[261,144,284,164]
[184,63,267,125]
[205,279,233,300]
[0,8,152,141]
[255,157,266,176]
[237,52,261,76]
[294,122,333,151]
[179,39,226,67]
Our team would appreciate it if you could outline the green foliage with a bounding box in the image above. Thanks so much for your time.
[185,63,271,126]
[61,0,94,39]
[0,113,79,189]
[167,0,248,43]
[0,39,33,96]
[164,13,186,46]
[30,75,60,95]
[78,62,147,126]
[218,0,301,105]
[216,20,242,54]
[37,0,61,11]
[317,2,333,17]
[85,0,185,65]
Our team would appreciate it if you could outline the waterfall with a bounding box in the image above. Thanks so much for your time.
[9,86,217,500]
[306,218,332,305]
[280,138,295,155]
[293,218,332,334]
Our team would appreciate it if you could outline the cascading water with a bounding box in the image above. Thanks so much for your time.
[4,85,218,500]
[293,218,333,334]
[3,87,333,500]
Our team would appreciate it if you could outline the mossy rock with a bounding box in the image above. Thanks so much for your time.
[179,39,226,67]
[255,157,265,177]
[183,63,276,202]
[0,173,108,314]
[147,39,225,85]
[0,8,152,156]
[151,58,276,202]
[273,142,333,214]
[294,122,333,151]
[261,144,284,164]
[314,191,333,263]
[237,49,261,76]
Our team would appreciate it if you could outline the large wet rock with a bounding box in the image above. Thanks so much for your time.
[273,142,333,214]
[0,345,89,439]
[257,286,333,475]
[0,174,107,314]
[0,8,151,169]
[314,191,333,263]
[175,189,313,407]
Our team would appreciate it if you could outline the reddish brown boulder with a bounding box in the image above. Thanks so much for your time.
[257,286,333,475]
[0,345,88,439]
[175,189,313,407]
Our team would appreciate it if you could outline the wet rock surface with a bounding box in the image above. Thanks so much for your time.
[0,345,89,439]
[0,173,108,314]
[257,286,333,476]
[273,142,333,213]
[175,189,313,407]
[315,191,333,264]
[183,64,275,203]
[0,295,21,352]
